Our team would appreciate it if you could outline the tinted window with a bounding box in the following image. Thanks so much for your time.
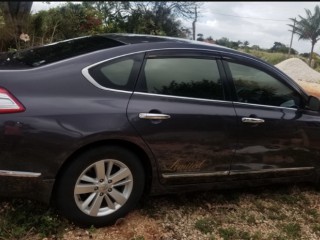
[228,62,301,108]
[139,57,224,100]
[89,53,144,91]
[0,36,124,68]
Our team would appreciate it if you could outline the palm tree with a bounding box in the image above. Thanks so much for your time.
[289,5,320,65]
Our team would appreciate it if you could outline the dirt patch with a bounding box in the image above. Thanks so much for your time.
[275,58,320,98]
[275,58,320,84]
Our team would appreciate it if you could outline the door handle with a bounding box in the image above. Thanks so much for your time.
[242,117,265,124]
[139,113,171,120]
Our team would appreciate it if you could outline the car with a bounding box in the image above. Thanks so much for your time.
[0,33,320,227]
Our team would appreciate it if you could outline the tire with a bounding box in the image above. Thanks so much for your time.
[55,146,145,227]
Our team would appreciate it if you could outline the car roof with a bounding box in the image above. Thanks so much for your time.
[0,33,249,69]
[100,33,203,44]
[100,33,230,49]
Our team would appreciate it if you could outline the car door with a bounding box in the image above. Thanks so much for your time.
[222,55,320,178]
[127,50,238,184]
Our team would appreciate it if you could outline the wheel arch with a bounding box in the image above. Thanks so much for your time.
[51,139,154,204]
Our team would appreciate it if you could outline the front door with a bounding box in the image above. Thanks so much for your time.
[223,58,319,178]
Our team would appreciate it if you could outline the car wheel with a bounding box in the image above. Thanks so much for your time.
[55,146,145,227]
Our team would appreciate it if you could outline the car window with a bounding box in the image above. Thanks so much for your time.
[138,57,224,100]
[1,36,124,68]
[88,53,144,91]
[100,59,134,86]
[228,62,301,108]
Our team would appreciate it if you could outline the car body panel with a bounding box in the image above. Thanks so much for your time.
[0,34,319,204]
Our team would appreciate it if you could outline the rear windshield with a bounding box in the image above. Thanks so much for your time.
[0,36,124,68]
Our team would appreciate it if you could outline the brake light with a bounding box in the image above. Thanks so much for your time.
[0,88,25,113]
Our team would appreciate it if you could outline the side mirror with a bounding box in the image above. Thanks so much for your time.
[307,96,320,111]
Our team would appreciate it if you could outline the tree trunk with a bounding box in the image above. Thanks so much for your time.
[50,22,59,43]
[1,2,33,49]
[309,41,315,66]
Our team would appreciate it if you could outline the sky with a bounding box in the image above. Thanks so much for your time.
[31,1,320,54]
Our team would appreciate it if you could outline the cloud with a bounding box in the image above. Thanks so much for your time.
[183,2,320,54]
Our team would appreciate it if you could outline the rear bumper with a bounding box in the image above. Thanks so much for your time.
[0,170,54,204]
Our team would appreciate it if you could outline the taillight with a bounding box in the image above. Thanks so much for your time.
[0,88,25,113]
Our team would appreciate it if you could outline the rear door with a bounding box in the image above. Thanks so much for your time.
[127,50,238,184]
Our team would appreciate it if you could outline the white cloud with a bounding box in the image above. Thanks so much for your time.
[182,2,320,54]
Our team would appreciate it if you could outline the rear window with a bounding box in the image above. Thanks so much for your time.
[0,36,124,68]
[88,53,144,91]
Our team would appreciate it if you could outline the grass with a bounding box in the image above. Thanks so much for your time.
[239,49,291,65]
[1,184,320,239]
[195,218,215,234]
[239,49,310,65]
[282,223,301,239]
[0,198,68,239]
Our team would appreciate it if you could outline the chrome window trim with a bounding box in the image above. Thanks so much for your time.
[133,91,230,104]
[232,101,299,111]
[81,47,276,93]
[0,170,41,178]
[81,47,304,108]
[81,68,132,94]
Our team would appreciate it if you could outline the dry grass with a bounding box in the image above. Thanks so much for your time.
[2,184,320,240]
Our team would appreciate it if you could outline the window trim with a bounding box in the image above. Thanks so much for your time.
[83,53,144,93]
[133,91,232,104]
[81,48,308,104]
[82,48,225,94]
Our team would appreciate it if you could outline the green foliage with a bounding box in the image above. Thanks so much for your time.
[197,33,204,41]
[243,49,291,65]
[195,218,214,234]
[131,236,145,240]
[243,40,250,47]
[281,223,301,239]
[123,3,186,37]
[289,5,320,65]
[270,41,298,54]
[218,227,237,239]
[215,37,242,49]
[0,1,198,51]
[0,199,68,239]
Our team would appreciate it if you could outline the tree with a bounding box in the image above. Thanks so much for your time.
[270,41,298,54]
[124,5,183,36]
[0,2,33,50]
[243,40,250,47]
[197,33,204,41]
[215,37,230,47]
[82,1,130,32]
[131,2,198,20]
[289,5,320,65]
[251,45,260,50]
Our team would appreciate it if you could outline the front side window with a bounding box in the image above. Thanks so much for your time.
[138,57,224,100]
[228,62,301,108]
